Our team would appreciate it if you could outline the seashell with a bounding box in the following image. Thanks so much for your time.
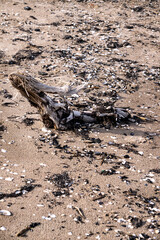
[5,177,14,181]
[0,226,6,231]
[1,149,6,153]
[0,210,12,216]
[42,216,51,221]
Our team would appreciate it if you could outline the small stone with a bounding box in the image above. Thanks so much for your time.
[24,6,32,10]
[35,28,41,32]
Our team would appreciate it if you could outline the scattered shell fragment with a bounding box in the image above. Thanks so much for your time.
[0,226,6,231]
[5,177,14,181]
[138,151,144,156]
[37,204,44,207]
[0,1,160,240]
[72,206,86,219]
[0,210,12,216]
[49,214,56,218]
[42,216,51,221]
[1,149,6,153]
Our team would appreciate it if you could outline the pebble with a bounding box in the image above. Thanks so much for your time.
[24,6,32,11]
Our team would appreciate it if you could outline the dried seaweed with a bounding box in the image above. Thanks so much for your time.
[0,184,41,200]
[17,222,41,237]
[47,172,73,188]
[13,44,42,64]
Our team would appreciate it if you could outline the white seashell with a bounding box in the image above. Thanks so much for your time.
[49,214,56,218]
[67,204,72,208]
[1,149,6,153]
[0,226,6,231]
[42,127,51,133]
[42,216,51,221]
[37,204,44,207]
[0,210,12,216]
[40,163,47,167]
[43,189,51,193]
[5,177,13,181]
[95,235,101,240]
[138,151,144,155]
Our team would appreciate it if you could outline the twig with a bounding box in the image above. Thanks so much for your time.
[92,194,107,201]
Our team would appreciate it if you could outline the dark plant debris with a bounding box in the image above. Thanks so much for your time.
[0,184,41,200]
[17,222,41,237]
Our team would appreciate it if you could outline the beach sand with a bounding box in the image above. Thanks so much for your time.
[0,1,160,239]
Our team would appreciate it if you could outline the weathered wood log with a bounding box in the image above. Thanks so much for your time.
[9,72,130,130]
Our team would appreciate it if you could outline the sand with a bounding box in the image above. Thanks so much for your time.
[0,0,160,239]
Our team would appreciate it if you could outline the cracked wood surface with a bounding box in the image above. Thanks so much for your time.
[9,72,119,129]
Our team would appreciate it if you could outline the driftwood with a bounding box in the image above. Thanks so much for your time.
[9,72,130,130]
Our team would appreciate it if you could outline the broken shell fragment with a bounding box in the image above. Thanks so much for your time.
[0,226,6,231]
[0,210,12,216]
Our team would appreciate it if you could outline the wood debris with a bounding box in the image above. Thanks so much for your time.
[9,72,131,130]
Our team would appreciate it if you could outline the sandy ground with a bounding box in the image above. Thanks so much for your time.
[0,0,160,239]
